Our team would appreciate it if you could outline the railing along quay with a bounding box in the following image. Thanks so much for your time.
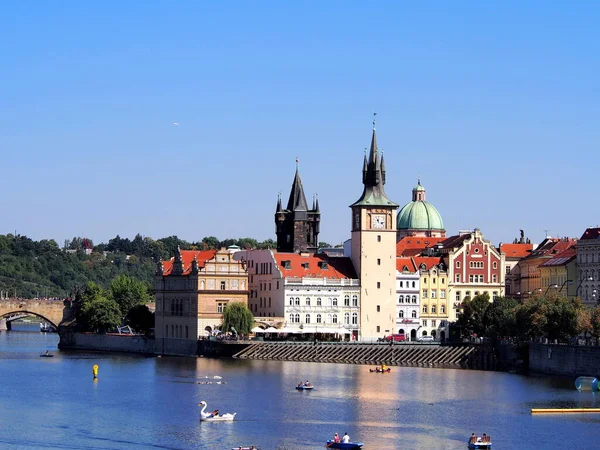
[232,341,481,369]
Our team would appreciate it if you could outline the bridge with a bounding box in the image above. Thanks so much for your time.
[0,299,75,331]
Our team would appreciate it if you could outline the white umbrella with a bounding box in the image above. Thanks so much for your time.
[265,327,279,332]
[275,327,299,333]
[251,326,266,333]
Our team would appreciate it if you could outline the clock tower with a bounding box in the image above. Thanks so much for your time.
[350,121,399,340]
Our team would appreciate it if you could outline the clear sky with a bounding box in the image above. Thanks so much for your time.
[2,1,599,248]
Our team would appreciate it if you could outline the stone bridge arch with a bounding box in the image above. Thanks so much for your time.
[0,299,74,331]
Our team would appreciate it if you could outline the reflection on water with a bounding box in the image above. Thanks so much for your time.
[0,323,599,449]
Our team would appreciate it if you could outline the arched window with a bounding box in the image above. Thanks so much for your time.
[412,281,416,288]
[352,295,358,306]
[412,295,417,303]
[317,297,322,306]
[399,310,404,318]
[295,297,300,306]
[344,312,350,324]
[332,297,338,306]
[344,295,350,306]
[412,310,417,318]
[305,297,311,306]
[431,330,437,338]
[316,314,322,324]
[295,313,300,323]
[422,305,427,313]
[352,312,358,325]
[422,330,428,336]
[305,314,311,324]
[289,297,293,306]
[332,314,338,324]
[431,305,436,313]
[399,295,404,303]
[441,305,445,313]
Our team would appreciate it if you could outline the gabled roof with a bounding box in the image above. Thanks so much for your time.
[580,227,600,240]
[500,243,533,259]
[396,237,445,257]
[396,257,417,273]
[439,233,471,249]
[539,248,577,268]
[413,256,444,271]
[274,253,357,279]
[160,250,217,276]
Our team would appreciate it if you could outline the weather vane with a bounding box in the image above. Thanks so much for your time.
[373,112,377,129]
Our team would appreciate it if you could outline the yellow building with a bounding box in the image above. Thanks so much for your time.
[417,256,449,340]
[155,247,248,355]
[539,248,577,297]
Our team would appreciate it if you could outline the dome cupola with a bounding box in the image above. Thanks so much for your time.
[396,179,445,238]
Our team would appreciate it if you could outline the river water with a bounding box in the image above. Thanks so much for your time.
[1,323,599,450]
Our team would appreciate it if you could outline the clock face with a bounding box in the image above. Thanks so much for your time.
[372,215,385,229]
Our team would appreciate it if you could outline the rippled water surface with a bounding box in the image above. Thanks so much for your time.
[1,323,599,450]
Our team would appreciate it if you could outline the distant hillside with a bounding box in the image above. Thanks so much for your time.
[0,233,281,299]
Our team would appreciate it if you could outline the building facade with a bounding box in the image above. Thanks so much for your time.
[275,165,320,253]
[240,249,360,338]
[500,240,533,298]
[155,247,249,354]
[539,248,577,297]
[395,257,420,340]
[576,227,600,305]
[350,124,399,340]
[417,256,449,340]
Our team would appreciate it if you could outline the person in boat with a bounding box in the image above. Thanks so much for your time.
[298,382,303,388]
[305,380,310,387]
[211,409,219,417]
[482,433,488,442]
[470,433,476,443]
[333,433,340,443]
[341,432,350,443]
[44,350,50,355]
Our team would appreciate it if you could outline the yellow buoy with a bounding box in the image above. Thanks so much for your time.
[531,408,600,414]
[93,364,99,378]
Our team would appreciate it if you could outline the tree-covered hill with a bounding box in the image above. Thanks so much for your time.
[0,233,284,299]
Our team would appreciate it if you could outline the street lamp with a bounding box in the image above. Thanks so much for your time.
[544,284,558,295]
[558,279,573,294]
[576,276,594,297]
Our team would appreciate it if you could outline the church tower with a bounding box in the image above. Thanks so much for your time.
[275,164,320,253]
[350,120,399,340]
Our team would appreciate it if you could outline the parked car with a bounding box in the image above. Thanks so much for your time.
[384,333,406,342]
[418,335,434,342]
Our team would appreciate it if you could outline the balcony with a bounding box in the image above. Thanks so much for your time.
[285,277,360,287]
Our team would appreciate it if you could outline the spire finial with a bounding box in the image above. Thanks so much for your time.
[373,112,377,130]
[295,156,299,170]
[418,177,421,185]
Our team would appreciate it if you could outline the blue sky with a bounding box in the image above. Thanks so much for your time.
[1,1,599,248]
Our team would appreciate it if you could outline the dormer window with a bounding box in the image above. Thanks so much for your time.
[302,262,310,269]
[318,261,328,269]
[420,264,426,270]
[282,260,291,269]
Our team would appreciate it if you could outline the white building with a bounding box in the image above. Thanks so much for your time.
[238,249,361,339]
[395,257,420,340]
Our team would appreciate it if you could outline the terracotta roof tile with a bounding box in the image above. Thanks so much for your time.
[539,248,577,267]
[439,234,471,249]
[396,237,445,257]
[413,256,444,271]
[161,250,217,276]
[274,253,357,279]
[499,243,533,259]
[396,257,417,273]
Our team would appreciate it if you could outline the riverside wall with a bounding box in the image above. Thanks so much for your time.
[58,329,155,355]
[529,343,600,377]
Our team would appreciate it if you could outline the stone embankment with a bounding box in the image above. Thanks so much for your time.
[231,342,497,369]
[529,343,600,377]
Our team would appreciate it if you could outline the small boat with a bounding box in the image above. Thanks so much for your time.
[467,435,492,449]
[230,447,260,450]
[295,384,315,390]
[325,440,364,449]
[40,353,54,358]
[369,368,391,373]
[198,401,236,422]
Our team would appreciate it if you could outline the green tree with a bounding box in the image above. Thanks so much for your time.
[109,274,150,317]
[76,282,105,330]
[483,296,518,342]
[591,307,600,345]
[257,239,275,249]
[221,302,254,334]
[318,242,331,249]
[126,304,155,334]
[201,236,220,249]
[82,297,122,333]
[515,296,548,341]
[543,293,580,342]
[456,293,490,337]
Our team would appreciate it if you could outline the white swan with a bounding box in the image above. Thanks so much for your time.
[198,401,236,422]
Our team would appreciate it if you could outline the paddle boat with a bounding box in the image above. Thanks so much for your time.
[198,401,236,422]
[296,382,315,390]
[369,365,391,373]
[40,351,54,358]
[230,446,260,450]
[467,434,492,449]
[325,440,364,449]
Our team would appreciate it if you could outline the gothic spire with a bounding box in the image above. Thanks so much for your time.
[276,192,282,212]
[286,165,308,211]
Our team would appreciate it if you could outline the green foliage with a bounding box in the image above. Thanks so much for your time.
[318,242,331,249]
[108,274,150,317]
[456,293,490,337]
[82,297,122,333]
[221,302,254,334]
[483,297,518,342]
[126,304,155,334]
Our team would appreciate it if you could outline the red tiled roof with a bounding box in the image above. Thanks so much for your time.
[580,227,600,240]
[161,250,217,276]
[396,257,417,273]
[500,243,533,259]
[528,238,576,258]
[413,256,444,271]
[396,237,445,257]
[274,253,357,279]
[439,234,471,249]
[539,248,577,267]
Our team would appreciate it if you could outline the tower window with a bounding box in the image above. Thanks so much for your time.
[377,282,381,289]
[377,305,381,312]
[377,235,381,242]
[377,258,381,266]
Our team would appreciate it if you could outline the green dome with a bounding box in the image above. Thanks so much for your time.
[396,201,444,231]
[413,183,426,192]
